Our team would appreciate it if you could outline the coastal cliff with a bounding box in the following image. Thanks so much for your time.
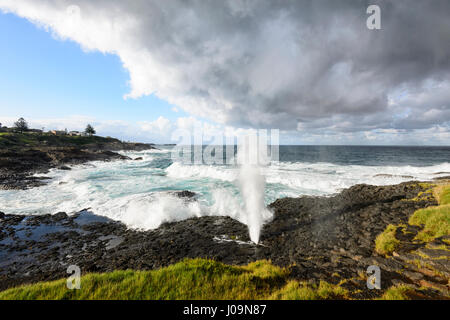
[0,132,155,189]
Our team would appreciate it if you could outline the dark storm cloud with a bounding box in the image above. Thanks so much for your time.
[1,0,450,133]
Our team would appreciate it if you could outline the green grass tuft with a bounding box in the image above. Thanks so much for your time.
[377,285,413,300]
[409,205,450,242]
[269,280,348,300]
[434,185,450,205]
[375,224,400,255]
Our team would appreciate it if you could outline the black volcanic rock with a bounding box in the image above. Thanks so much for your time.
[0,181,447,299]
[172,190,197,199]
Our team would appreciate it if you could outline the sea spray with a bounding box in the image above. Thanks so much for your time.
[237,133,272,244]
[239,163,267,243]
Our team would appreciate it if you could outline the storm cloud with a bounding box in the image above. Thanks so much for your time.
[1,0,449,134]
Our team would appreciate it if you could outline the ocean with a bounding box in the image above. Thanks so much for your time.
[1,145,449,232]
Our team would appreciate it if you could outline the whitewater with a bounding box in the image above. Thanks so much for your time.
[0,146,449,235]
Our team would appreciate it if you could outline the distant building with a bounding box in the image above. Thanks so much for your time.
[28,129,43,134]
[67,131,91,137]
[50,130,66,135]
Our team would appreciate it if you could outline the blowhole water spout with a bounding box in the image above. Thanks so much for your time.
[237,134,272,244]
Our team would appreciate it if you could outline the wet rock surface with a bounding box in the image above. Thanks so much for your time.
[0,143,155,190]
[0,181,448,298]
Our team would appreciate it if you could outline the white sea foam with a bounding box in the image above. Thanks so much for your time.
[0,148,448,233]
[166,161,450,195]
[265,162,450,195]
[166,162,238,181]
[96,193,205,230]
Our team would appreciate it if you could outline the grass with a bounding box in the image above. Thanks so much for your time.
[0,132,121,149]
[409,183,450,242]
[407,183,436,202]
[375,224,400,255]
[376,184,450,249]
[374,184,450,299]
[0,258,351,300]
[409,205,450,242]
[377,285,415,300]
[269,280,348,300]
[433,184,450,205]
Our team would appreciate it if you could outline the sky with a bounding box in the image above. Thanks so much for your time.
[0,0,449,145]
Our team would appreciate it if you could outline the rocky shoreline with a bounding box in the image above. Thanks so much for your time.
[0,141,155,190]
[0,181,448,298]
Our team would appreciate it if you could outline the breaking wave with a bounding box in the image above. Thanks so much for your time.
[0,146,449,231]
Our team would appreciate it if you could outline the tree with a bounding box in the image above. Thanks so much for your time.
[14,117,28,133]
[85,124,96,136]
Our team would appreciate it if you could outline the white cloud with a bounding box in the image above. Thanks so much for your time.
[1,114,449,145]
[1,0,449,134]
[139,116,172,135]
[0,0,449,145]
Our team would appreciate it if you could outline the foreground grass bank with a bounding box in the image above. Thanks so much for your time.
[0,257,428,300]
[375,183,450,255]
[0,259,349,300]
